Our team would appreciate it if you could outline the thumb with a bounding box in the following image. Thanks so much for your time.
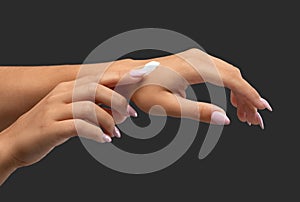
[149,92,230,125]
[100,61,159,87]
[99,70,143,87]
[176,96,230,125]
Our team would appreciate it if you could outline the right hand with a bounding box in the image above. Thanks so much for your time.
[127,48,272,127]
[0,76,137,168]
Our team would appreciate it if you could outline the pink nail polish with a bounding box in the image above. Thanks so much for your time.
[127,105,138,117]
[256,112,264,130]
[260,98,273,112]
[113,126,121,138]
[103,134,112,143]
[211,111,230,125]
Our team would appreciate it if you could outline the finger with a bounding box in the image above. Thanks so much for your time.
[101,61,159,87]
[208,55,266,110]
[56,101,116,137]
[100,70,144,87]
[255,112,265,130]
[237,105,247,123]
[139,91,230,125]
[230,92,238,107]
[57,119,112,143]
[69,83,137,117]
[245,105,259,125]
[230,78,266,110]
[102,108,128,125]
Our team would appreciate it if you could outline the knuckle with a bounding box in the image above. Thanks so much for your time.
[55,81,70,92]
[86,83,98,99]
[44,93,60,105]
[230,66,242,78]
[189,47,201,53]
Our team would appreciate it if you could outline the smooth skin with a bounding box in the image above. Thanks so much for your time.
[0,63,143,185]
[130,48,272,125]
[0,48,272,185]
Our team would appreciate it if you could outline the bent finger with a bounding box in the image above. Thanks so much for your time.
[57,119,112,143]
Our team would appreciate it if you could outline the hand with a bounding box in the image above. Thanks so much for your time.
[125,48,272,127]
[0,75,142,184]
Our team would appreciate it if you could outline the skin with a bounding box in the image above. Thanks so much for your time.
[0,48,271,185]
[131,48,268,124]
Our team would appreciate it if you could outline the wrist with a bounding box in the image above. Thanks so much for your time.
[0,130,18,185]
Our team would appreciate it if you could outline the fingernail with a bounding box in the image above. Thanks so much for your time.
[113,126,121,138]
[127,105,138,117]
[247,121,252,126]
[256,112,264,130]
[260,98,272,111]
[211,111,230,125]
[129,61,160,77]
[103,134,112,143]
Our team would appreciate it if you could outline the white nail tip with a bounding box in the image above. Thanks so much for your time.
[103,135,112,143]
[260,98,273,112]
[256,112,264,130]
[114,126,121,138]
[211,111,230,125]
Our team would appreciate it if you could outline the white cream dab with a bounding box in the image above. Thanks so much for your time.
[142,61,160,75]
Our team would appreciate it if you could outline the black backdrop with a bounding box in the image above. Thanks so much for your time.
[0,1,299,202]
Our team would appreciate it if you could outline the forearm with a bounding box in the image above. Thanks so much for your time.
[0,64,79,130]
[0,59,135,131]
[0,49,240,131]
[0,130,17,186]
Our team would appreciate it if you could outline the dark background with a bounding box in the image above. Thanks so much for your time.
[0,1,299,202]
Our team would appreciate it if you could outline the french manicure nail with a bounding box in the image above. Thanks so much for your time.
[211,111,230,125]
[127,105,138,117]
[113,126,121,138]
[256,112,264,130]
[103,134,112,143]
[260,98,273,112]
[247,121,252,126]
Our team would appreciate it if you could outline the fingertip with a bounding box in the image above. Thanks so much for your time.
[103,134,112,143]
[113,126,121,138]
[211,111,231,125]
[127,105,138,117]
[256,112,265,130]
[260,98,273,112]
